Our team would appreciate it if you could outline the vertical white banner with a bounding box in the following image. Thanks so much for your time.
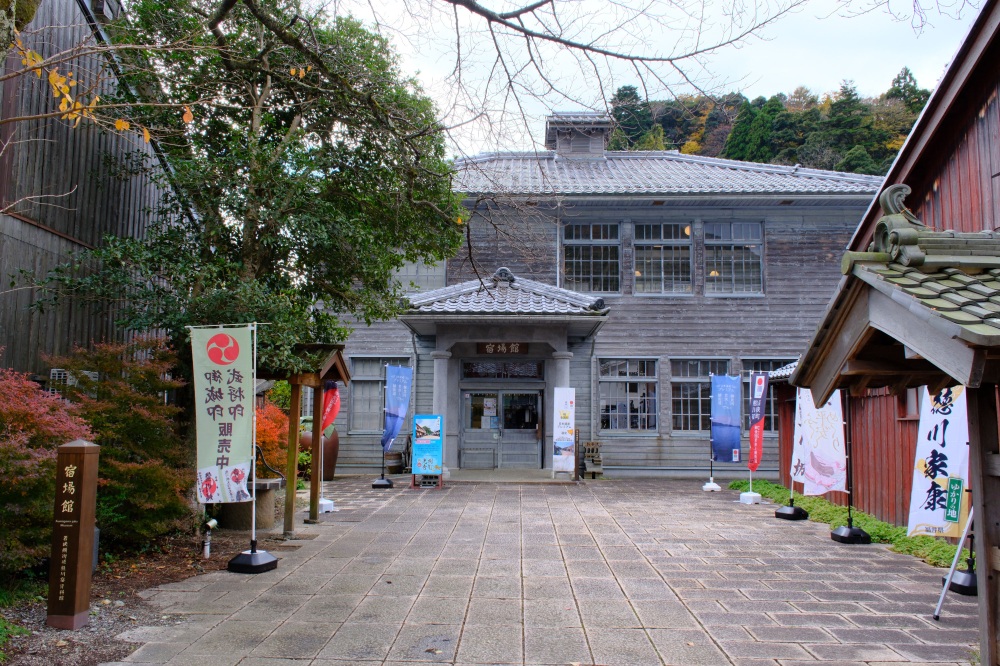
[791,388,846,496]
[552,387,576,472]
[907,386,969,538]
[191,326,254,503]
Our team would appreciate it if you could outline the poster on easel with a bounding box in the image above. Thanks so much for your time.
[412,414,444,487]
[553,387,576,473]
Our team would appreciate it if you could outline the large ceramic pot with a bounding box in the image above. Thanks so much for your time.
[299,429,340,479]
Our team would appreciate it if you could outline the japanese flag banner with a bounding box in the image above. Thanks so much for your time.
[191,326,254,503]
[791,388,846,495]
[907,386,969,538]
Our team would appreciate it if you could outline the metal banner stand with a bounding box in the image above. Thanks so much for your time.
[933,507,977,620]
[372,448,393,489]
[228,323,278,573]
[703,453,720,491]
[830,391,870,544]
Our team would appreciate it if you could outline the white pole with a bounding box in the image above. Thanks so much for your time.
[250,323,257,549]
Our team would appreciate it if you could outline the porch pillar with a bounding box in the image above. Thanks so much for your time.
[553,351,573,386]
[967,384,1000,666]
[431,351,451,414]
[431,351,455,469]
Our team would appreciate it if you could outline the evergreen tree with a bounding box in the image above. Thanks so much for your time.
[886,67,931,114]
[721,100,759,160]
[607,127,630,151]
[836,145,880,174]
[611,85,653,146]
[635,124,667,150]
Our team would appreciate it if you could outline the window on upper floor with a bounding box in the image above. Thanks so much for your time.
[634,222,693,294]
[563,222,620,293]
[598,358,657,432]
[349,357,411,433]
[742,359,795,432]
[670,358,730,432]
[396,260,446,293]
[704,221,764,294]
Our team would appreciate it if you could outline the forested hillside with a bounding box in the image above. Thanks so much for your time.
[608,67,930,175]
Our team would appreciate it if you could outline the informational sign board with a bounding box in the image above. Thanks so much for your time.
[412,414,444,476]
[907,386,970,538]
[553,387,576,473]
[191,326,253,503]
[47,440,99,629]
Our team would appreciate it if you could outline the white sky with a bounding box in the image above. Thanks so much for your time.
[330,0,983,155]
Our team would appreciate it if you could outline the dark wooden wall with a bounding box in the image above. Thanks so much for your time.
[0,0,165,373]
[912,81,1000,233]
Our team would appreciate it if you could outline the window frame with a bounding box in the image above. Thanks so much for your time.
[597,358,659,435]
[633,222,694,295]
[562,222,621,294]
[703,220,764,296]
[669,358,731,434]
[348,356,411,435]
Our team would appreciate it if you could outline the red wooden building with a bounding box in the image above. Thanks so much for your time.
[790,0,1000,661]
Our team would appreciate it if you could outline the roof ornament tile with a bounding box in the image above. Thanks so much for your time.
[872,184,927,266]
[492,267,516,286]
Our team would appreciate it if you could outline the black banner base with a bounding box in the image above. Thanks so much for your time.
[775,505,809,520]
[944,570,978,596]
[227,550,278,574]
[830,526,871,544]
[372,477,394,489]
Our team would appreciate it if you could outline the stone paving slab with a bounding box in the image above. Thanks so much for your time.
[107,478,980,665]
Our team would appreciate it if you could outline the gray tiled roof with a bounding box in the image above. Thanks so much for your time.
[769,360,799,381]
[406,267,608,316]
[854,262,1000,346]
[455,151,883,196]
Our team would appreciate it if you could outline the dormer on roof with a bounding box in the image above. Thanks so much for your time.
[544,112,612,159]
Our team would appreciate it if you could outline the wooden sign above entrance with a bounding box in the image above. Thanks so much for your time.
[477,343,529,355]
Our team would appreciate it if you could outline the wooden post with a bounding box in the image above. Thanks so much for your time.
[967,385,999,666]
[47,440,99,630]
[308,383,323,522]
[283,383,302,537]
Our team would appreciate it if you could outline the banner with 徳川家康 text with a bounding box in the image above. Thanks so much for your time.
[907,386,969,538]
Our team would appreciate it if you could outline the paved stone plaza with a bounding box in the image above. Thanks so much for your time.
[108,478,979,665]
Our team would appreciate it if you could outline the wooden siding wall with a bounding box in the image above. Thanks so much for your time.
[0,1,165,373]
[449,206,559,283]
[913,82,1000,233]
[848,390,919,526]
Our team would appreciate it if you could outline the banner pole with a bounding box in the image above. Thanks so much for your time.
[250,322,257,552]
[831,391,870,544]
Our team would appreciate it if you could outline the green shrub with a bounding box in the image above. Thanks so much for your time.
[729,479,970,567]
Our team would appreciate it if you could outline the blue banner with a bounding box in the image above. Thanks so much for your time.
[711,374,742,463]
[381,365,413,452]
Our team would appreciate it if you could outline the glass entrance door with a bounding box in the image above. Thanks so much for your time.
[499,392,541,468]
[461,391,542,469]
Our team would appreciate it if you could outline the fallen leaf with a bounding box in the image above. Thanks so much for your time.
[425,648,442,654]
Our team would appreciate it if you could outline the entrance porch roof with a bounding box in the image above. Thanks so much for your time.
[399,267,610,339]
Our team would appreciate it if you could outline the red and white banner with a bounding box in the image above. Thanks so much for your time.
[320,381,341,432]
[747,372,769,472]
